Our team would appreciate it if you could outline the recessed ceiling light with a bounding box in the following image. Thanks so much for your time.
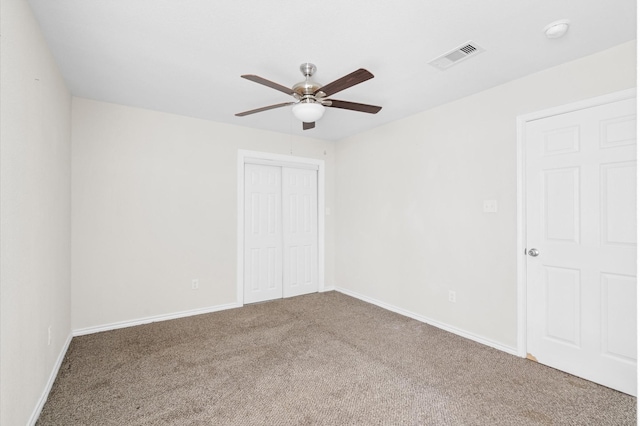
[543,19,570,39]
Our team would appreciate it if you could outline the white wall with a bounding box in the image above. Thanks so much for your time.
[71,98,335,330]
[0,0,72,424]
[334,41,637,350]
[1,12,634,420]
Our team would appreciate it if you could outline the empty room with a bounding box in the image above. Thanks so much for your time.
[1,0,637,424]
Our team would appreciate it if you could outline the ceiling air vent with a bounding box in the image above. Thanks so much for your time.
[429,41,485,70]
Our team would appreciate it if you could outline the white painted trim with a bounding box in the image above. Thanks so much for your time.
[515,111,527,358]
[335,286,519,356]
[237,150,325,306]
[237,152,245,306]
[518,89,636,123]
[72,302,241,336]
[28,332,73,426]
[242,158,319,170]
[515,88,636,359]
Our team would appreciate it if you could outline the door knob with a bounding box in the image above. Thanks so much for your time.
[528,248,540,257]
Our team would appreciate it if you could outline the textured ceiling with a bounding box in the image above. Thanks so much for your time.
[27,0,636,141]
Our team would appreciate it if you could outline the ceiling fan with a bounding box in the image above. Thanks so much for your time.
[235,63,382,130]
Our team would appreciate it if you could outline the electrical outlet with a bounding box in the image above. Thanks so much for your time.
[448,290,456,303]
[191,279,199,290]
[47,326,52,346]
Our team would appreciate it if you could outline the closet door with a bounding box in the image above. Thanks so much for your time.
[282,167,318,298]
[244,164,283,304]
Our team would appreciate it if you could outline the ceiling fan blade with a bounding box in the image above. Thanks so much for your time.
[241,74,295,96]
[303,122,315,130]
[315,69,374,97]
[326,99,382,114]
[235,102,294,117]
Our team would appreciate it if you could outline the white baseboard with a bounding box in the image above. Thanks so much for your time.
[334,286,519,356]
[29,332,73,426]
[320,285,335,292]
[73,302,242,337]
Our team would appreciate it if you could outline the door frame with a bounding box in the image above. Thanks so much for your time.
[236,149,325,306]
[515,88,636,358]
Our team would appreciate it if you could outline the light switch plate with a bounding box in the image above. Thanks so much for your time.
[483,200,498,213]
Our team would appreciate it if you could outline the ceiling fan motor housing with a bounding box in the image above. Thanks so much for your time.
[292,63,323,96]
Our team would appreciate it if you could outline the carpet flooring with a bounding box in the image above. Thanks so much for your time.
[37,291,636,425]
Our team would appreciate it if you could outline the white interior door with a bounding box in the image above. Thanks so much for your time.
[282,167,318,298]
[525,97,637,395]
[243,163,319,304]
[244,164,283,304]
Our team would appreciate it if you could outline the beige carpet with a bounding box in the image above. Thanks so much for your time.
[37,291,636,425]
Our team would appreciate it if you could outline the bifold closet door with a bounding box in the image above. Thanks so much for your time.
[282,167,318,298]
[244,164,283,304]
[244,164,319,304]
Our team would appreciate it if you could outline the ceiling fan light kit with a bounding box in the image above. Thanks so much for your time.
[236,63,382,130]
[292,102,325,123]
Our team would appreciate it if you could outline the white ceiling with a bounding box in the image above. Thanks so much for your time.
[27,0,636,141]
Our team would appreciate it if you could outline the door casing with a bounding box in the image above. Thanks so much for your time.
[237,149,325,305]
[515,88,637,357]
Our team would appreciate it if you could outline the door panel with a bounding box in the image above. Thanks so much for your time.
[543,167,580,243]
[601,273,637,361]
[601,162,636,246]
[282,167,318,298]
[526,97,637,396]
[244,164,283,303]
[543,266,581,347]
